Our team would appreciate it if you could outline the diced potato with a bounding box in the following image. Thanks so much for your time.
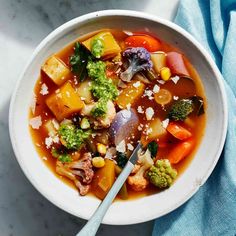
[142,118,167,145]
[42,56,71,86]
[92,159,115,200]
[82,32,121,59]
[116,81,145,109]
[151,52,166,74]
[43,119,59,136]
[76,79,93,104]
[46,82,84,121]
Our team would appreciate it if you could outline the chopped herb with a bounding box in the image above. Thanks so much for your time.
[86,60,118,118]
[147,141,158,158]
[91,38,104,58]
[51,148,72,163]
[58,123,91,150]
[91,98,108,118]
[69,42,91,81]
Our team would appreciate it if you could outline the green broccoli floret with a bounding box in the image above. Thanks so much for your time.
[117,152,128,168]
[91,38,104,58]
[58,123,91,150]
[146,159,177,188]
[168,99,194,121]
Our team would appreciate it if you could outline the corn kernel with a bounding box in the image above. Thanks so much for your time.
[97,143,107,155]
[92,157,105,168]
[160,67,171,81]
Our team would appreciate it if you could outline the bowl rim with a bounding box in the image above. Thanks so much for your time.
[9,9,228,225]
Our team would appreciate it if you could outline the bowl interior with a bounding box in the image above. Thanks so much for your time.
[9,11,227,225]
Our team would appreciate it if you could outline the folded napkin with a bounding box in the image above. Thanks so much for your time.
[153,0,236,235]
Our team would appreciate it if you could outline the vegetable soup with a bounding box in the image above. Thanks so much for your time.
[29,29,206,200]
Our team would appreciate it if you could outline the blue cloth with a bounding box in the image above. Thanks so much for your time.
[153,0,236,235]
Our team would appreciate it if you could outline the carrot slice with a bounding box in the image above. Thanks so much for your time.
[168,138,195,164]
[124,35,161,52]
[167,122,192,140]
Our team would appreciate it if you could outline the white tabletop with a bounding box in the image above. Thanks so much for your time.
[0,0,179,235]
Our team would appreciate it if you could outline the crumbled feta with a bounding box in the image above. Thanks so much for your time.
[173,96,179,100]
[116,140,126,153]
[171,76,180,84]
[133,81,141,88]
[29,116,42,129]
[146,128,153,135]
[144,89,154,100]
[137,124,144,131]
[127,143,134,151]
[126,103,131,110]
[153,84,160,93]
[40,83,49,95]
[122,109,131,119]
[45,136,53,149]
[30,93,37,114]
[145,107,154,120]
[137,106,144,114]
[157,79,165,85]
[162,118,170,129]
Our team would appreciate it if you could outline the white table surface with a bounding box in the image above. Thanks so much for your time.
[0,0,179,235]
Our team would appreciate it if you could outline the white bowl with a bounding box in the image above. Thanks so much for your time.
[9,10,228,225]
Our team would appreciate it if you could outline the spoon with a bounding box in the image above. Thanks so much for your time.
[76,143,142,236]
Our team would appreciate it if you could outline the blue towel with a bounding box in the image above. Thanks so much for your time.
[153,0,236,235]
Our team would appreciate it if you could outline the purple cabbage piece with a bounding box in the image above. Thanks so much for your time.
[120,47,153,82]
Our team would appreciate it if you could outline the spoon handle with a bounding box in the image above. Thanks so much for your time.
[76,161,134,236]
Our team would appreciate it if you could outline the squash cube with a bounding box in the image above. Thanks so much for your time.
[46,82,84,121]
[116,81,145,109]
[42,56,71,86]
[82,31,121,59]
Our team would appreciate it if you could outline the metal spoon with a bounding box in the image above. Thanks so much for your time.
[76,143,142,236]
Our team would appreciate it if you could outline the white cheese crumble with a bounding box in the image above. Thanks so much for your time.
[138,124,144,131]
[157,79,165,85]
[171,75,180,84]
[127,143,134,151]
[162,118,170,129]
[29,116,42,129]
[30,93,37,114]
[116,140,126,153]
[122,109,131,119]
[173,96,179,100]
[153,84,160,93]
[126,103,131,110]
[45,136,53,149]
[137,106,144,114]
[145,107,154,120]
[146,127,153,135]
[144,89,154,100]
[133,81,141,88]
[40,83,49,95]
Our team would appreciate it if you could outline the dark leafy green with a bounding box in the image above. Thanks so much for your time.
[147,141,158,158]
[69,42,91,81]
[117,152,128,168]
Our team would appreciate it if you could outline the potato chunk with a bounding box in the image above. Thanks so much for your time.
[46,82,84,121]
[82,31,121,59]
[42,56,71,86]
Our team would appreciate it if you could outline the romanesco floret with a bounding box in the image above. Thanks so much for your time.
[146,159,177,188]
